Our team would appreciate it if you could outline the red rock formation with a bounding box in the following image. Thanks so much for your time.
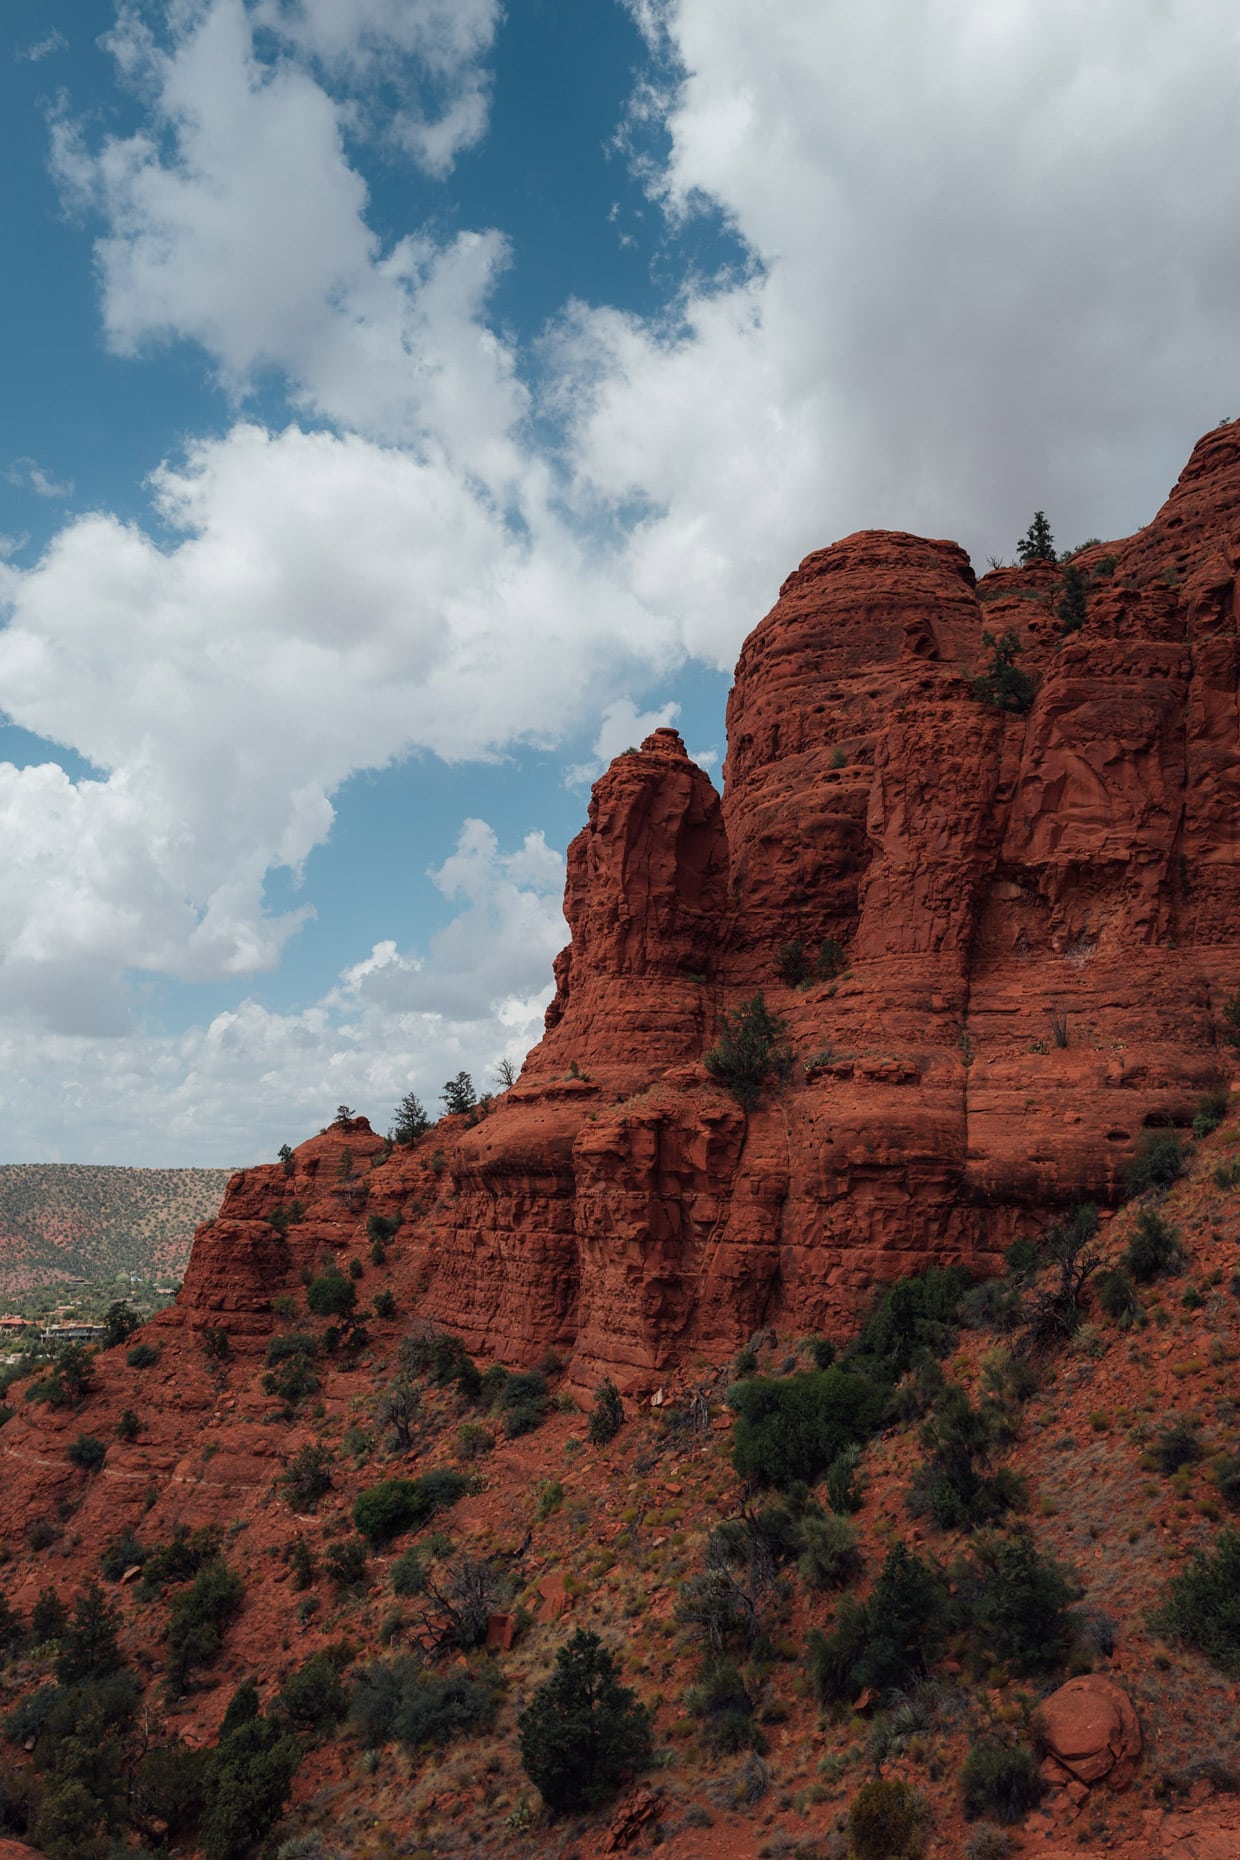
[33,426,1240,1397]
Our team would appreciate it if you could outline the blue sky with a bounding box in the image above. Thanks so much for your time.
[1,0,1238,1164]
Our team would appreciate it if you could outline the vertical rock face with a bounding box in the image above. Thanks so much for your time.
[171,427,1240,1386]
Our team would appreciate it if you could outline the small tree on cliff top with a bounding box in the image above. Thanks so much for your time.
[1016,511,1056,563]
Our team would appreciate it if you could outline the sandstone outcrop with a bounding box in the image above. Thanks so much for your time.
[60,429,1240,1390]
[1040,1673,1143,1786]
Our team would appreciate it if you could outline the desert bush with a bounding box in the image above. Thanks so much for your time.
[684,1657,765,1756]
[500,1369,550,1437]
[140,1524,225,1596]
[100,1301,140,1349]
[282,1444,333,1512]
[306,1269,355,1318]
[588,1379,624,1445]
[846,1775,930,1859]
[99,1532,146,1582]
[1123,1208,1184,1282]
[853,1266,973,1381]
[797,1513,862,1590]
[518,1628,652,1812]
[277,1649,350,1730]
[166,1561,243,1693]
[350,1654,501,1751]
[456,1420,494,1460]
[323,1538,368,1592]
[29,1588,69,1645]
[132,1737,207,1839]
[964,1828,1013,1860]
[391,1546,429,1597]
[808,1541,944,1705]
[730,1367,885,1487]
[968,1531,1074,1675]
[353,1469,469,1544]
[1156,1418,1202,1476]
[1094,1266,1140,1324]
[367,1212,401,1246]
[126,1342,159,1369]
[68,1434,106,1472]
[115,1406,141,1441]
[970,629,1035,714]
[1123,1132,1187,1196]
[705,993,793,1110]
[29,1342,95,1409]
[960,1742,1044,1824]
[373,1289,395,1319]
[909,1383,1023,1531]
[826,1442,866,1513]
[199,1693,300,1860]
[1152,1526,1240,1673]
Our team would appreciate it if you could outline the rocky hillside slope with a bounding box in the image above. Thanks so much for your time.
[0,1167,233,1297]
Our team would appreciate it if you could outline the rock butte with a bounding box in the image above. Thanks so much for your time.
[174,424,1240,1390]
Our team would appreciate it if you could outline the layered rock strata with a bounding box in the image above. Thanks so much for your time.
[176,424,1240,1386]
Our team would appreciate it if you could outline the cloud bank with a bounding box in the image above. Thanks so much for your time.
[4,0,1240,1156]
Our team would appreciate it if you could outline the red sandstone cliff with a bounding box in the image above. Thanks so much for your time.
[79,426,1240,1393]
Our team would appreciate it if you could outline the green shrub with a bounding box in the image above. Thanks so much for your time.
[55,1580,123,1684]
[808,1542,944,1705]
[1094,1266,1139,1323]
[1194,1086,1229,1137]
[1123,1208,1184,1282]
[797,1513,862,1589]
[367,1212,401,1246]
[731,1368,885,1487]
[306,1269,355,1318]
[847,1775,930,1859]
[323,1538,368,1592]
[277,1649,350,1730]
[29,1587,69,1645]
[456,1420,494,1460]
[776,938,811,985]
[133,1737,207,1838]
[281,1444,333,1512]
[29,1342,94,1408]
[969,1532,1073,1675]
[1153,1527,1240,1673]
[970,629,1035,714]
[391,1546,429,1597]
[826,1442,865,1513]
[588,1380,624,1445]
[115,1406,140,1441]
[373,1290,395,1319]
[126,1342,159,1369]
[816,937,846,981]
[518,1629,652,1812]
[99,1532,146,1582]
[1156,1418,1202,1476]
[705,994,793,1110]
[350,1655,501,1751]
[500,1369,549,1438]
[199,1699,300,1860]
[68,1433,106,1472]
[1123,1132,1186,1197]
[353,1470,469,1544]
[140,1524,225,1596]
[1056,563,1088,635]
[685,1657,764,1756]
[960,1742,1044,1824]
[166,1561,243,1693]
[101,1301,140,1349]
[854,1267,973,1381]
[910,1382,1023,1531]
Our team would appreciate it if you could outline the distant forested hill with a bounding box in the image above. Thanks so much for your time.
[0,1165,234,1295]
